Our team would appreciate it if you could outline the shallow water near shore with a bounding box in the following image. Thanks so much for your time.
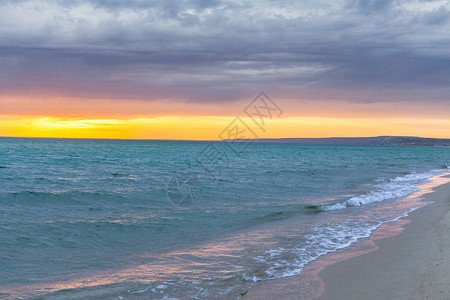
[243,174,450,300]
[0,138,449,299]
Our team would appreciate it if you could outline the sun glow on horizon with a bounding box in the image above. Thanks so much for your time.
[1,115,450,140]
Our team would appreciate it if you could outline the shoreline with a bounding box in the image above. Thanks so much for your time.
[242,173,450,299]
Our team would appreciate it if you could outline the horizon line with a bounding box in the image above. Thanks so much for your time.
[2,135,449,141]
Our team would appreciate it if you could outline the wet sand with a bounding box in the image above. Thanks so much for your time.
[243,175,450,300]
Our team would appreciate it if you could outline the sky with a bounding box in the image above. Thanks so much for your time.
[0,0,449,139]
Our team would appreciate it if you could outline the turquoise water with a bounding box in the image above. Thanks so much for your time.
[0,138,449,299]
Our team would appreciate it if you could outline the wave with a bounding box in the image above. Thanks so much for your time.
[315,169,447,212]
[247,169,449,226]
[244,168,449,283]
[246,220,381,282]
[248,210,298,224]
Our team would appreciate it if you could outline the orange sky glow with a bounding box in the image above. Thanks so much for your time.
[1,96,449,140]
[1,0,450,141]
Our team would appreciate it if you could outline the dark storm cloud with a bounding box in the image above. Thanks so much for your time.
[1,0,449,103]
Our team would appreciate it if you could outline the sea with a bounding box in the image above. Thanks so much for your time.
[1,137,449,299]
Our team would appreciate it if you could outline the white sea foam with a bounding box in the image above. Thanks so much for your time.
[246,169,449,282]
[319,169,447,211]
[248,221,381,281]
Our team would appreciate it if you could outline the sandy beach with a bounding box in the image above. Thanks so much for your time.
[243,174,450,300]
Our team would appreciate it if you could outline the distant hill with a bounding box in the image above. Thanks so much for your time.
[235,136,450,146]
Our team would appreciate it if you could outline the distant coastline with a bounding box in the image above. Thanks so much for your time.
[229,136,450,146]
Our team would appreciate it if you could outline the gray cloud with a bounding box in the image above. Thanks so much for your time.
[422,5,450,25]
[0,0,449,103]
[351,0,395,14]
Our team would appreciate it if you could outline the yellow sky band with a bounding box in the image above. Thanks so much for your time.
[1,116,449,140]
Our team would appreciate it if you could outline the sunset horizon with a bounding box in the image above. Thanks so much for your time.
[2,1,450,299]
[2,93,450,139]
[1,0,450,140]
